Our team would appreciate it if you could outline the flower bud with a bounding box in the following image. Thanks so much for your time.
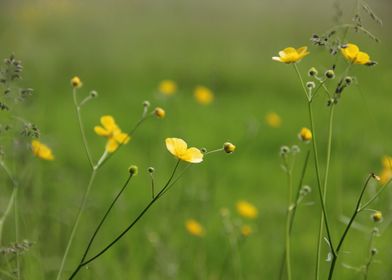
[71,76,82,88]
[90,90,98,98]
[128,165,138,175]
[154,107,165,118]
[280,145,290,155]
[308,67,318,77]
[372,211,383,222]
[143,100,150,108]
[371,248,378,256]
[298,127,312,142]
[325,70,335,79]
[148,167,155,173]
[223,142,236,154]
[291,145,300,154]
[344,76,353,86]
[201,148,207,154]
[306,81,316,89]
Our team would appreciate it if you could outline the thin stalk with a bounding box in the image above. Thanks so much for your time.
[293,64,335,256]
[279,150,311,280]
[56,169,97,280]
[72,88,94,170]
[79,174,134,263]
[363,229,377,280]
[0,188,17,243]
[328,174,373,280]
[284,157,293,280]
[315,105,335,279]
[68,160,181,280]
[359,178,392,211]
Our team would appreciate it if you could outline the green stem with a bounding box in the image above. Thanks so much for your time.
[284,158,293,280]
[68,160,181,280]
[14,188,20,280]
[315,105,335,279]
[363,228,376,280]
[72,88,94,170]
[294,64,335,254]
[79,174,133,264]
[56,169,97,280]
[328,174,373,280]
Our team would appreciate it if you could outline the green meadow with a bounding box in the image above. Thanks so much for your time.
[1,0,392,279]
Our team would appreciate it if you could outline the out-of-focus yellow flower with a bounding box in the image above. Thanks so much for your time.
[241,225,252,237]
[298,127,312,142]
[382,156,392,169]
[236,200,258,219]
[379,156,392,185]
[71,76,82,88]
[154,107,165,118]
[32,140,54,160]
[272,47,309,64]
[185,219,205,237]
[194,86,214,105]
[341,43,372,65]
[165,138,203,163]
[265,112,282,128]
[94,115,130,153]
[158,80,177,96]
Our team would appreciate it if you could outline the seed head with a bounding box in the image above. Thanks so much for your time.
[325,70,335,79]
[308,67,318,77]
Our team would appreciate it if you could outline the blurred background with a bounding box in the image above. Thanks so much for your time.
[1,0,392,279]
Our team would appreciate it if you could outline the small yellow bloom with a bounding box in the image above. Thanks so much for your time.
[341,43,372,65]
[236,200,258,219]
[372,211,383,222]
[185,219,205,237]
[71,76,82,88]
[380,168,392,185]
[241,225,252,237]
[298,127,312,142]
[265,112,282,128]
[94,115,130,153]
[31,140,54,160]
[223,142,236,154]
[194,86,214,105]
[158,80,177,96]
[272,46,309,64]
[165,138,203,163]
[154,107,165,118]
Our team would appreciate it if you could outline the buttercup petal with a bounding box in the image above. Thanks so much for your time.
[356,51,370,64]
[94,126,110,136]
[106,138,119,153]
[101,115,116,131]
[272,56,283,62]
[181,147,203,163]
[166,138,188,157]
[114,132,130,144]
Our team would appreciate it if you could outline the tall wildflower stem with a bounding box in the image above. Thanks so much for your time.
[315,104,335,279]
[72,87,94,170]
[293,63,336,264]
[56,168,97,280]
[68,160,182,279]
[328,174,373,279]
[79,174,134,264]
[283,156,294,280]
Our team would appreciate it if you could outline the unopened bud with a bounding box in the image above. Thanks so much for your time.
[325,70,335,79]
[128,165,138,175]
[223,142,236,154]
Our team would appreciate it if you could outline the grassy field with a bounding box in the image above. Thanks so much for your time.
[1,0,392,279]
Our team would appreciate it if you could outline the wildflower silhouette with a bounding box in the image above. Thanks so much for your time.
[341,43,373,65]
[272,47,309,64]
[165,138,203,163]
[194,86,214,105]
[185,219,205,237]
[31,140,54,160]
[158,80,177,96]
[94,115,130,153]
[236,200,258,219]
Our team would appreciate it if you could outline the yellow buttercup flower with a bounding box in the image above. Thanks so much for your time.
[341,43,372,65]
[194,86,214,105]
[154,107,165,118]
[94,115,130,153]
[298,127,312,142]
[165,138,203,163]
[236,200,258,219]
[382,156,392,169]
[379,156,392,185]
[272,46,309,64]
[31,140,54,160]
[265,112,282,128]
[185,219,205,237]
[158,80,177,96]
